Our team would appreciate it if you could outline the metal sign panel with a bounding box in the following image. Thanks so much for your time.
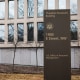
[44,10,71,80]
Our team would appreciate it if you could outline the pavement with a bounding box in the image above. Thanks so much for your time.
[0,73,80,80]
[0,73,43,80]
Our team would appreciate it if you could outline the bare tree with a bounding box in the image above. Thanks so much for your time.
[12,41,18,72]
[35,41,43,67]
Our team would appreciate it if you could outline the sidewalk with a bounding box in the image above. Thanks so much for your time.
[0,73,43,80]
[0,73,80,80]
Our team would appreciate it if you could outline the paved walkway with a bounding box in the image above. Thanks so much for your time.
[0,73,43,80]
[0,73,80,80]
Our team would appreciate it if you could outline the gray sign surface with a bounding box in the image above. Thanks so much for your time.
[44,10,71,80]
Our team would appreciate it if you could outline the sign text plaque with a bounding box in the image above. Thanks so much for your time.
[44,10,71,80]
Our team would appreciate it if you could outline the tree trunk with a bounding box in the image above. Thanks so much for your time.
[12,44,17,73]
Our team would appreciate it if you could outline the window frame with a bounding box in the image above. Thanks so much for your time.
[0,24,5,43]
[27,0,34,18]
[59,0,66,9]
[70,20,78,41]
[17,0,24,19]
[8,24,14,43]
[27,22,34,42]
[0,1,5,20]
[8,0,14,19]
[48,0,55,10]
[37,22,44,42]
[37,0,44,18]
[17,23,24,42]
[70,0,78,15]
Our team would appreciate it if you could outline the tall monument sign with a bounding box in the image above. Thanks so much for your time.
[44,10,71,80]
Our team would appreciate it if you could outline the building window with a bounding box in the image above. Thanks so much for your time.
[38,22,44,41]
[59,0,66,9]
[48,0,55,9]
[9,0,14,18]
[17,23,24,42]
[70,21,78,40]
[0,1,5,19]
[27,0,34,18]
[0,25,5,42]
[70,0,77,14]
[27,23,34,41]
[37,0,44,17]
[8,24,14,42]
[18,0,24,18]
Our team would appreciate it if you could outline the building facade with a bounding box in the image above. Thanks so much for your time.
[0,0,80,68]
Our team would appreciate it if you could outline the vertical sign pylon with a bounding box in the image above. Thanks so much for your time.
[44,10,71,80]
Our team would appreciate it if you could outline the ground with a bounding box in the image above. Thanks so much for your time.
[0,73,80,80]
[0,64,80,80]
